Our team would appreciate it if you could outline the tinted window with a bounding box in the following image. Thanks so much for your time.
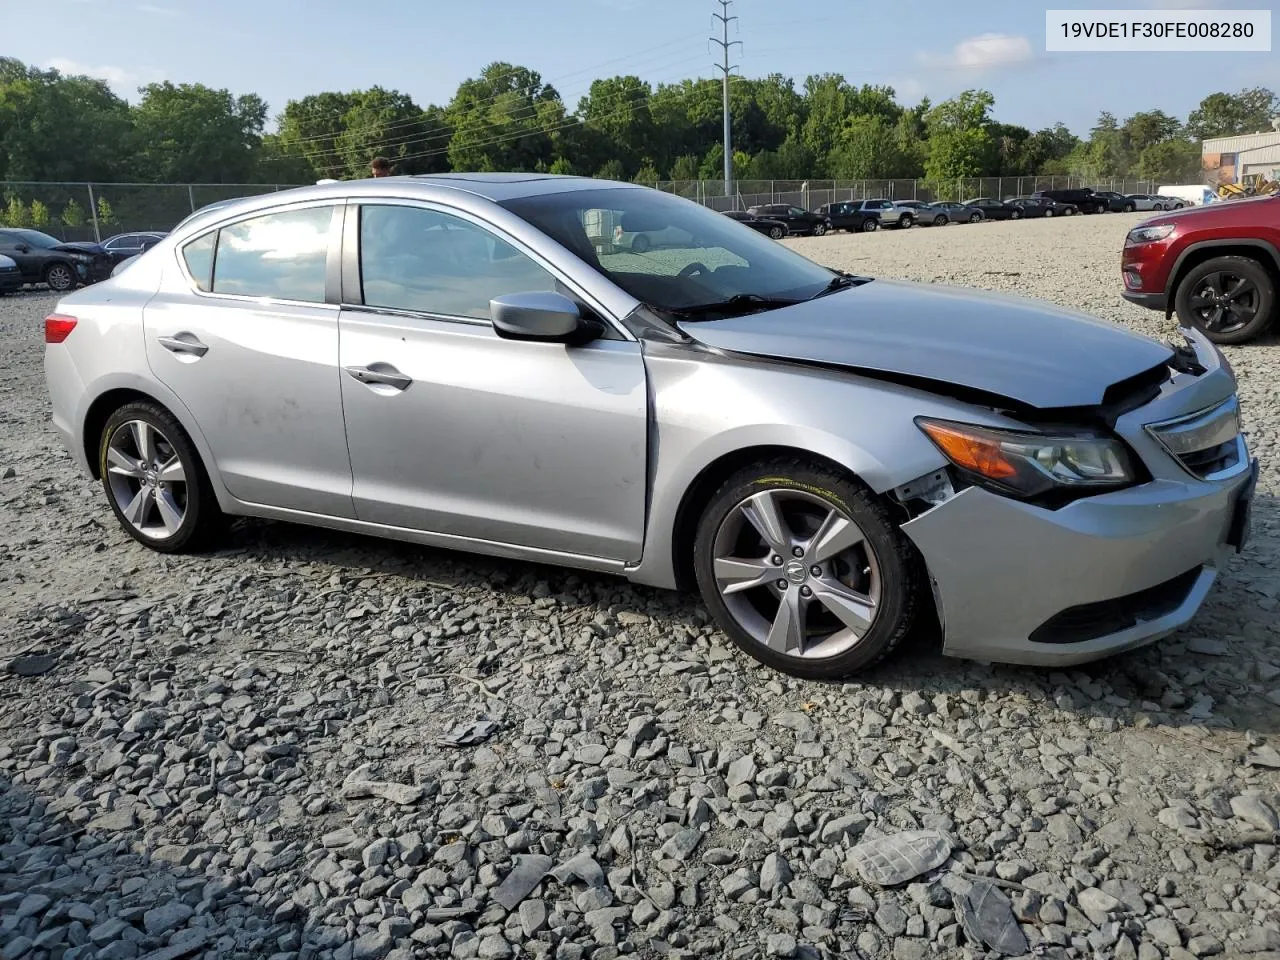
[211,206,331,302]
[359,205,557,320]
[182,232,217,291]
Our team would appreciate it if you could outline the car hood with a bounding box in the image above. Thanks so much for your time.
[1145,194,1277,226]
[54,241,107,256]
[676,278,1174,409]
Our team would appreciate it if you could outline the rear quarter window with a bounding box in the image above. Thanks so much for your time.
[181,232,217,291]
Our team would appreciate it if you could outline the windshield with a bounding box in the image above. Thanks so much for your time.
[11,229,60,249]
[500,187,839,314]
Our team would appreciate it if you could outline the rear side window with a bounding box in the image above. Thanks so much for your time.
[358,204,558,320]
[210,206,332,302]
[182,232,217,291]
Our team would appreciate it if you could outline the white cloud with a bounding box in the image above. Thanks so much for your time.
[136,3,179,16]
[925,33,1036,71]
[43,58,162,98]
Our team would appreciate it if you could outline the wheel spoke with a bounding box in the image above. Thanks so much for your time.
[811,579,877,638]
[766,589,806,654]
[1225,277,1256,302]
[158,456,186,483]
[130,421,155,465]
[154,488,183,534]
[714,556,777,595]
[106,447,144,479]
[807,509,864,563]
[739,491,792,554]
[1204,273,1225,297]
[123,487,151,527]
[1189,295,1214,310]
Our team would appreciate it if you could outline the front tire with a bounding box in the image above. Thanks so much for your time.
[861,218,879,232]
[898,215,914,229]
[99,401,224,553]
[932,215,947,226]
[1174,256,1276,345]
[631,234,651,253]
[1044,208,1054,218]
[45,263,76,292]
[693,459,921,680]
[1123,203,1136,213]
[812,222,828,237]
[1010,209,1022,220]
[968,212,982,224]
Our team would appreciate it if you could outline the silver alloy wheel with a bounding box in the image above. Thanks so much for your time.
[105,419,188,539]
[46,264,74,291]
[711,488,882,659]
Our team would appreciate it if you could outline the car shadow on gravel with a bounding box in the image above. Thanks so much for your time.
[0,773,300,957]
[210,496,1280,737]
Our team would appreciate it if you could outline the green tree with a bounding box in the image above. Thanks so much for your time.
[698,143,725,181]
[596,158,626,180]
[669,154,700,181]
[96,196,117,227]
[1121,110,1182,155]
[447,62,563,172]
[29,199,49,227]
[131,81,267,182]
[1185,87,1280,141]
[548,156,577,176]
[632,162,660,184]
[925,90,995,134]
[829,115,904,179]
[578,76,655,178]
[1137,139,1201,182]
[3,197,30,227]
[925,128,992,191]
[61,198,85,227]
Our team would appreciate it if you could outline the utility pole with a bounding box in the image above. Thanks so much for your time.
[710,0,741,200]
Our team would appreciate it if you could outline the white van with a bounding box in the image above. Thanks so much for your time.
[1156,184,1217,207]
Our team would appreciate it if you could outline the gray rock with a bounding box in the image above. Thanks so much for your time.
[766,933,797,958]
[1230,794,1278,831]
[760,853,792,893]
[7,653,57,676]
[16,894,52,918]
[352,932,393,960]
[726,754,757,787]
[1146,917,1182,948]
[551,851,605,887]
[142,902,194,937]
[493,854,554,909]
[519,900,548,936]
[660,828,701,861]
[875,901,908,937]
[847,830,952,887]
[1077,887,1122,925]
[1238,927,1280,952]
[477,936,512,960]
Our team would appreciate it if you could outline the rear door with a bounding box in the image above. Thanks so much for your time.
[143,201,355,517]
[336,200,649,561]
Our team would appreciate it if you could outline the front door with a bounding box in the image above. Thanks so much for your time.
[0,230,43,280]
[337,201,648,562]
[142,202,355,517]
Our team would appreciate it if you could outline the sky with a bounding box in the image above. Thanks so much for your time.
[6,0,1279,137]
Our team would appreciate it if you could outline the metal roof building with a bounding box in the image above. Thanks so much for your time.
[1202,128,1280,182]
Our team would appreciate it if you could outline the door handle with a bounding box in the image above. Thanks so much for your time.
[158,335,209,357]
[344,365,412,390]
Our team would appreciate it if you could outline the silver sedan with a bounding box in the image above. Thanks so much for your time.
[43,174,1257,679]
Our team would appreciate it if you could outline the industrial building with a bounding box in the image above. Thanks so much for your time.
[1201,126,1280,185]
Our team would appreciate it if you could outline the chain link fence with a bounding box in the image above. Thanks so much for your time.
[0,182,307,243]
[655,176,1166,211]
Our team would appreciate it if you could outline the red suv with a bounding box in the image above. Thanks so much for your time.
[1121,194,1279,344]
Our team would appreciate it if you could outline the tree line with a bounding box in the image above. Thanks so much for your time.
[2,55,1277,193]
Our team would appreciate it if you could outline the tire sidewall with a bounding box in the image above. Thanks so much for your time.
[692,462,919,680]
[46,263,75,291]
[1174,256,1276,344]
[99,402,215,552]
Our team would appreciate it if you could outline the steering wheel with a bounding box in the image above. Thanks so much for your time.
[678,262,709,279]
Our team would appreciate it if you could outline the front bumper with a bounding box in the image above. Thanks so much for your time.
[1122,289,1168,311]
[0,271,21,292]
[903,460,1255,666]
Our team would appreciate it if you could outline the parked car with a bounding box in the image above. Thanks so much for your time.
[962,198,1027,221]
[0,253,22,294]
[1157,185,1216,208]
[1090,191,1136,212]
[721,210,789,240]
[1032,188,1110,214]
[615,221,699,252]
[1008,196,1078,217]
[853,198,916,229]
[45,174,1256,680]
[928,202,985,225]
[815,201,880,233]
[1121,193,1279,344]
[746,203,832,236]
[0,228,114,291]
[895,200,947,226]
[101,231,167,266]
[1126,194,1183,211]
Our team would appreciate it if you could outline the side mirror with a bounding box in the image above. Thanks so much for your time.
[15,244,29,254]
[490,291,601,345]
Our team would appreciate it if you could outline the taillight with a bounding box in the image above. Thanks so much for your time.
[45,314,78,343]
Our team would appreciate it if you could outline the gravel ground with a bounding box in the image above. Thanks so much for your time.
[2,212,1279,960]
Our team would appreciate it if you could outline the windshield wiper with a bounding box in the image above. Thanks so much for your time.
[668,292,802,319]
[808,272,871,300]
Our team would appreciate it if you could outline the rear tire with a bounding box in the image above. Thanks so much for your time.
[932,215,947,226]
[861,218,879,232]
[898,215,914,229]
[631,234,651,253]
[769,225,785,240]
[812,222,828,237]
[1044,208,1054,218]
[693,459,921,680]
[968,212,981,224]
[1174,256,1275,345]
[98,401,224,553]
[1011,209,1022,220]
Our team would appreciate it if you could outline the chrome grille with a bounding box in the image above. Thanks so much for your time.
[1145,396,1247,481]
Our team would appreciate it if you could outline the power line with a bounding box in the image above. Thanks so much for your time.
[710,0,742,199]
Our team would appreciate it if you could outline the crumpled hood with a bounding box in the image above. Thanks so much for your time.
[677,278,1175,409]
[53,241,107,256]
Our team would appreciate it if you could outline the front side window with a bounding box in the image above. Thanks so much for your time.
[211,206,331,302]
[358,204,557,320]
[501,186,838,315]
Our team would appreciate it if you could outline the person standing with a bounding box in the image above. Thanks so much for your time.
[370,157,392,178]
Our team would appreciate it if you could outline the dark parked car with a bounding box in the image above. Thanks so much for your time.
[101,231,167,265]
[926,201,985,224]
[746,204,832,236]
[1032,188,1109,214]
[721,210,790,240]
[1089,191,1136,212]
[815,201,880,232]
[0,254,22,294]
[0,228,114,291]
[1006,197,1078,217]
[962,198,1027,221]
